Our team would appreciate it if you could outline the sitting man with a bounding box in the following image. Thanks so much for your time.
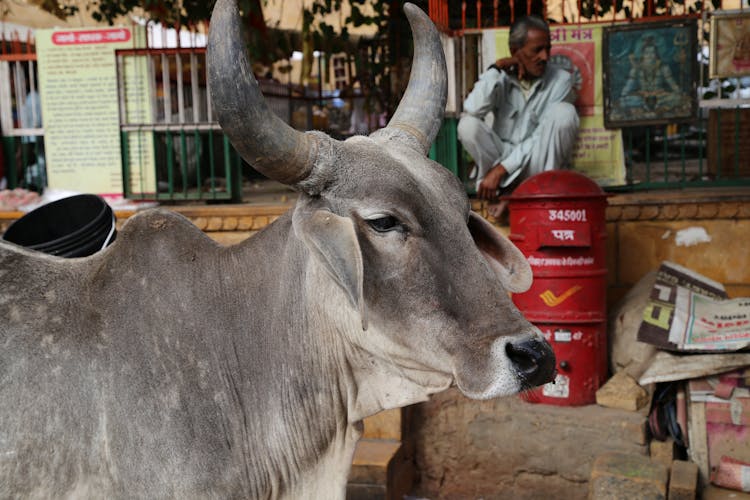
[458,15,580,218]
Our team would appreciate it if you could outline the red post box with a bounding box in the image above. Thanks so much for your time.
[505,170,608,406]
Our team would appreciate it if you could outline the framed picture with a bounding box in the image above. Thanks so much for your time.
[603,20,698,128]
[709,10,750,79]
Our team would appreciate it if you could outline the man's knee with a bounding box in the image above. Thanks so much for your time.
[547,102,579,132]
[457,114,486,143]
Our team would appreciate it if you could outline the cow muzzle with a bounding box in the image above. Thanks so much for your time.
[454,332,557,400]
[505,337,556,389]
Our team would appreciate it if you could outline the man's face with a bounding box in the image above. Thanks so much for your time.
[515,28,551,80]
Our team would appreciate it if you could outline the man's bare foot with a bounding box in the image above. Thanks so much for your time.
[487,200,509,219]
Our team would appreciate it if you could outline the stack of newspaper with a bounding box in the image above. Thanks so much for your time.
[637,261,750,352]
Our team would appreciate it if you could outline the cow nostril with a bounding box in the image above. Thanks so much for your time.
[505,338,556,387]
[505,342,540,376]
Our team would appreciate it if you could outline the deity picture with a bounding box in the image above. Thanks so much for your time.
[709,10,750,79]
[603,20,698,128]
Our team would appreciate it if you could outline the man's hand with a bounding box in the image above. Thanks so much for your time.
[477,163,507,200]
[494,52,525,80]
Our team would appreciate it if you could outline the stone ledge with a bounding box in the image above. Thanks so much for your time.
[471,187,750,223]
[589,452,668,500]
[606,188,750,221]
[0,203,293,235]
[606,200,750,221]
[2,187,748,235]
[127,204,291,233]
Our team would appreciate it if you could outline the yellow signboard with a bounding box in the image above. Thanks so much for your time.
[36,26,151,198]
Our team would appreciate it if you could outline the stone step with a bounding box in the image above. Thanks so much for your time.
[590,453,699,500]
[347,439,414,500]
[589,452,669,499]
[668,460,698,500]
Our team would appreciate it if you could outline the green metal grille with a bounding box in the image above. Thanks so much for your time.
[613,106,750,191]
[120,127,242,202]
[429,117,460,177]
[1,135,46,192]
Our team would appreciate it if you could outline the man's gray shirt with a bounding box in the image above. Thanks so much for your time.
[462,64,576,175]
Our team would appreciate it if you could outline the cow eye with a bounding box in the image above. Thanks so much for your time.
[367,215,401,233]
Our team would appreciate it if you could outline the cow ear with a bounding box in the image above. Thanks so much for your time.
[468,211,532,293]
[297,210,368,330]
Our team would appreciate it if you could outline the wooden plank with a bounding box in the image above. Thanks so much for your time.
[687,396,709,486]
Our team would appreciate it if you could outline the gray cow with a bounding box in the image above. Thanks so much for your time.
[0,1,555,498]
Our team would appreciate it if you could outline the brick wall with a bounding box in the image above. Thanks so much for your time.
[605,189,750,302]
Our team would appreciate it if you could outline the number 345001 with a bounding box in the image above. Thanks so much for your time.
[548,209,587,222]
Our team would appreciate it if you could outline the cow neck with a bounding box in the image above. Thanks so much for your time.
[218,215,350,499]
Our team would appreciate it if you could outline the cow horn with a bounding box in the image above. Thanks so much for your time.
[208,0,321,186]
[371,3,447,155]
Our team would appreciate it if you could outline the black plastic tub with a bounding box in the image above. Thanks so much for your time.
[2,194,117,258]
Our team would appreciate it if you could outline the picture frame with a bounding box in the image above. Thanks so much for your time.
[709,10,750,79]
[602,20,698,128]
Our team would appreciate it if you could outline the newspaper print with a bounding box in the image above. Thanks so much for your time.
[670,291,750,351]
[638,261,727,351]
